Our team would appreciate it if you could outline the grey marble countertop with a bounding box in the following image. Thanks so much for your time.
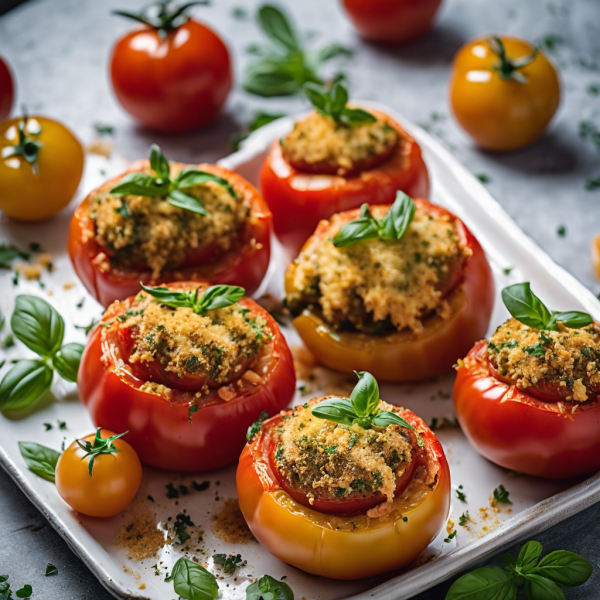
[1,0,600,598]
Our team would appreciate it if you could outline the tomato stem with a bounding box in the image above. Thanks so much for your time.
[488,37,539,83]
[2,106,43,174]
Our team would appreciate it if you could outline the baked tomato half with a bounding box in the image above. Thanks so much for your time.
[68,146,272,307]
[237,380,450,579]
[285,194,494,382]
[260,94,429,254]
[78,282,296,472]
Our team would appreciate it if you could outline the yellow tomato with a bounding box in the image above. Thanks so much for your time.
[0,114,84,221]
[55,429,142,518]
[593,234,600,281]
[449,36,560,151]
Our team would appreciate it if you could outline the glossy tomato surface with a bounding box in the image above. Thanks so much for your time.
[78,283,296,472]
[454,340,600,479]
[449,37,560,151]
[237,409,450,579]
[285,199,494,382]
[68,160,272,307]
[0,116,83,221]
[260,108,429,255]
[342,0,443,43]
[0,56,14,120]
[55,430,142,518]
[110,19,232,132]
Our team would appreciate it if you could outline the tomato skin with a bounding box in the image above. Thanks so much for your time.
[68,161,272,307]
[285,198,494,382]
[110,20,232,132]
[78,283,296,472]
[237,410,450,579]
[55,430,142,518]
[0,56,14,120]
[0,116,84,222]
[449,37,560,152]
[342,0,443,44]
[454,340,600,479]
[259,109,429,255]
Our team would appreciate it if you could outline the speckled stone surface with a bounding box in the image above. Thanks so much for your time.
[1,0,600,598]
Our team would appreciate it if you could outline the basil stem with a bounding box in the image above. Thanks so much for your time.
[304,81,376,126]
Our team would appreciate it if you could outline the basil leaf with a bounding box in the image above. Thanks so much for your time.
[109,172,168,197]
[501,283,553,330]
[517,540,543,572]
[304,82,328,112]
[258,5,299,51]
[0,243,29,269]
[350,371,379,417]
[523,574,565,600]
[173,169,237,199]
[339,107,378,126]
[15,584,32,598]
[140,284,195,309]
[18,441,61,483]
[171,557,219,600]
[197,285,245,314]
[550,311,593,330]
[380,191,416,240]
[53,342,84,383]
[446,566,517,600]
[246,574,294,600]
[534,551,593,587]
[311,398,357,426]
[332,212,379,247]
[0,361,53,411]
[149,143,170,181]
[243,60,305,97]
[11,295,64,357]
[167,189,209,216]
[371,410,415,431]
[317,43,354,63]
[330,82,349,116]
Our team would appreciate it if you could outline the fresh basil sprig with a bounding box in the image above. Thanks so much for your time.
[0,296,84,412]
[18,441,61,483]
[304,81,376,126]
[75,429,128,477]
[243,5,352,97]
[446,540,592,600]
[502,283,593,331]
[110,144,236,216]
[169,557,219,600]
[333,191,416,248]
[311,371,423,446]
[140,283,245,315]
[246,574,294,600]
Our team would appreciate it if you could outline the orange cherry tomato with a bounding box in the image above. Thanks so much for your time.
[0,114,83,221]
[449,36,560,151]
[55,429,142,518]
[110,3,232,132]
[68,161,272,307]
[285,198,495,382]
[237,407,450,579]
[453,340,600,479]
[259,108,429,255]
[0,56,14,120]
[342,0,443,44]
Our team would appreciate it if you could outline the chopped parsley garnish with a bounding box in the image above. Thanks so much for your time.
[45,564,58,576]
[173,513,194,544]
[212,553,246,573]
[444,530,457,543]
[165,482,179,498]
[188,403,199,423]
[458,511,469,526]
[493,484,512,505]
[246,409,270,441]
[456,485,467,502]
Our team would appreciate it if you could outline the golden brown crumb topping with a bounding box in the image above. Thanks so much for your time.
[488,318,600,402]
[274,399,413,504]
[92,164,249,277]
[287,205,468,334]
[281,112,398,175]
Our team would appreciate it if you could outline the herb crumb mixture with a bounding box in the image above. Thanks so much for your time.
[489,318,600,402]
[276,400,413,504]
[282,112,398,175]
[288,205,468,334]
[123,292,271,387]
[92,164,248,277]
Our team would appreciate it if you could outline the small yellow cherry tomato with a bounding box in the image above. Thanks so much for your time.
[0,113,84,221]
[55,429,142,518]
[449,36,560,151]
[592,234,600,281]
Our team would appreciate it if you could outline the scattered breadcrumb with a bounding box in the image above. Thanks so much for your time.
[211,498,254,544]
[115,509,166,561]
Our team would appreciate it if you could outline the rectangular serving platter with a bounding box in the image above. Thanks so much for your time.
[1,103,600,600]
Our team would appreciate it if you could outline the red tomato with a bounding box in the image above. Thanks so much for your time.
[0,56,14,120]
[259,108,429,255]
[285,198,495,382]
[342,0,444,44]
[78,282,296,472]
[110,7,232,132]
[454,340,600,479]
[68,161,272,307]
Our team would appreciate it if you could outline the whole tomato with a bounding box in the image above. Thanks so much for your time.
[449,36,560,151]
[110,1,232,132]
[0,112,84,221]
[0,56,14,120]
[342,0,443,43]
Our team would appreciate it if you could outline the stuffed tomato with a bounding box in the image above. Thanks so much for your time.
[454,283,600,479]
[69,144,272,307]
[259,82,429,254]
[284,192,494,382]
[78,282,295,472]
[237,372,450,579]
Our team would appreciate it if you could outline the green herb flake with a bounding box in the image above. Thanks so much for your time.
[444,530,457,543]
[493,484,512,505]
[45,564,58,576]
[458,511,469,526]
[456,485,467,502]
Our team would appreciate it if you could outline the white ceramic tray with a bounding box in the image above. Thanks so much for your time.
[1,104,600,600]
